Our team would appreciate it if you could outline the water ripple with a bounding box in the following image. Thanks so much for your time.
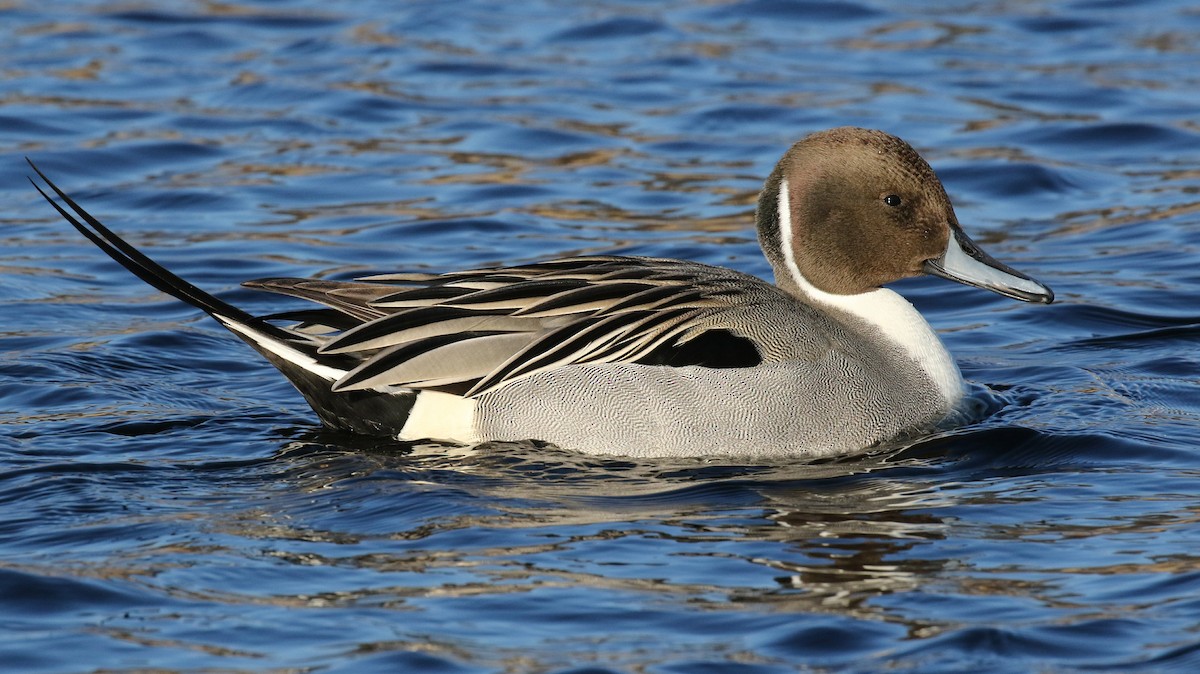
[4,0,1200,671]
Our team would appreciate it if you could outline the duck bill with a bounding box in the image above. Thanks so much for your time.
[923,227,1054,304]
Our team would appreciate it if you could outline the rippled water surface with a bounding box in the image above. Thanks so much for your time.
[4,1,1200,671]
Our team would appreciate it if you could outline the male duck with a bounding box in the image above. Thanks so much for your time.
[31,127,1052,457]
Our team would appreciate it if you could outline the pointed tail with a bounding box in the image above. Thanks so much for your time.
[27,161,417,435]
[27,159,293,341]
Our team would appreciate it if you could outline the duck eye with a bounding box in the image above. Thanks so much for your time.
[883,194,903,207]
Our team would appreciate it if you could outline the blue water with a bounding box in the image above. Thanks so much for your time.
[3,0,1200,671]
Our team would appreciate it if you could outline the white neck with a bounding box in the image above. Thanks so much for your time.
[775,178,963,406]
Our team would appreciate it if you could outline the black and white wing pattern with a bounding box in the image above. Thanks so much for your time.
[247,256,767,397]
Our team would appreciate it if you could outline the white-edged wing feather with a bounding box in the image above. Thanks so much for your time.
[247,256,768,396]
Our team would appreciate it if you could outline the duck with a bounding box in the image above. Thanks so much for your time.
[29,127,1053,458]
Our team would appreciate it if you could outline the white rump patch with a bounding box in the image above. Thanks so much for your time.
[399,390,480,444]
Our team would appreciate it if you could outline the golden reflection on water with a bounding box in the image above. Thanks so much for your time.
[115,441,952,620]
[7,0,1200,669]
[1051,200,1200,238]
[54,437,1155,636]
[840,20,987,52]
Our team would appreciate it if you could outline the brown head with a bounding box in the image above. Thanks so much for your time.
[756,127,1052,303]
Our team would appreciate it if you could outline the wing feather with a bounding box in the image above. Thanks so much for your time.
[335,332,536,391]
[239,255,764,397]
[464,307,714,396]
[321,306,545,354]
[243,278,393,321]
[511,281,660,317]
[370,279,581,309]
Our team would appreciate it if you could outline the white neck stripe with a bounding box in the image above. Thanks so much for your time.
[774,178,963,406]
[776,177,806,294]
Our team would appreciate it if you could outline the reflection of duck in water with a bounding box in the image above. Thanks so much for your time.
[31,127,1051,457]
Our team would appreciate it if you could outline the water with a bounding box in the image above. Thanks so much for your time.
[3,0,1200,671]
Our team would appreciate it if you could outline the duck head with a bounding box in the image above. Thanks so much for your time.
[757,127,1053,304]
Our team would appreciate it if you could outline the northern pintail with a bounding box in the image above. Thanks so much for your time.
[30,127,1053,457]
